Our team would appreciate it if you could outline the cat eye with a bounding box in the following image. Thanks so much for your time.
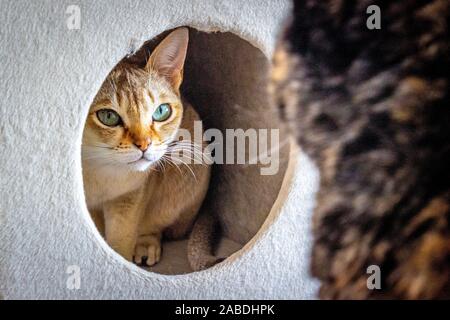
[152,103,172,122]
[96,109,122,127]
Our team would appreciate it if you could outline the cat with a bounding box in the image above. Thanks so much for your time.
[82,28,219,270]
[272,0,449,299]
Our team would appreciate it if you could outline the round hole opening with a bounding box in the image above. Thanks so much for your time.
[81,27,291,275]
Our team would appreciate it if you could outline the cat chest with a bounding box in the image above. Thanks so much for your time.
[84,171,146,209]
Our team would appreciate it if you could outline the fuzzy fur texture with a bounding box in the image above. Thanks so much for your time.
[272,0,450,299]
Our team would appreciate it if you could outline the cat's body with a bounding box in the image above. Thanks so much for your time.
[272,0,449,299]
[83,102,209,265]
[82,28,217,269]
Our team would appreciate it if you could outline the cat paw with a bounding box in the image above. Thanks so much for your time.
[133,235,161,266]
[146,242,162,266]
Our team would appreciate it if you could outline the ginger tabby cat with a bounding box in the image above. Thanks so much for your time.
[82,28,218,270]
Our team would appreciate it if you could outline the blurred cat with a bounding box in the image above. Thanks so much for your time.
[272,0,450,299]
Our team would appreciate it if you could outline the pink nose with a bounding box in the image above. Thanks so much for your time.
[134,138,151,152]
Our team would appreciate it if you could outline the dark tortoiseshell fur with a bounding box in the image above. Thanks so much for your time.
[272,0,450,299]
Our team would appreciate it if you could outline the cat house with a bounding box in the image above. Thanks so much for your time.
[0,0,320,299]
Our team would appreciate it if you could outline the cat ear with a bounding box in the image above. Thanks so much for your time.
[146,27,189,90]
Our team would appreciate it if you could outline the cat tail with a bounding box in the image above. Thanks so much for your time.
[187,211,224,271]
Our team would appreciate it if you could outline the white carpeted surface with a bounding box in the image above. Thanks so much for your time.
[0,0,321,299]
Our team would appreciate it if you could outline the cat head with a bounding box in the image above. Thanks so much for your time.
[82,28,189,172]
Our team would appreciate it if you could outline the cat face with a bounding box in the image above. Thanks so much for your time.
[82,28,189,172]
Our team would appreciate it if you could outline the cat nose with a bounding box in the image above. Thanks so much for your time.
[134,138,151,152]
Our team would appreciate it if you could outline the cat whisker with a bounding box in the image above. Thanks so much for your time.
[161,155,184,176]
[157,157,167,172]
[168,156,197,181]
[169,140,204,148]
[168,142,205,153]
[168,149,206,165]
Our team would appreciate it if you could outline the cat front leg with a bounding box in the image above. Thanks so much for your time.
[103,192,142,262]
[134,233,162,266]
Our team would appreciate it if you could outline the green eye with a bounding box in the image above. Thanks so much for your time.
[96,109,122,127]
[152,103,172,122]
